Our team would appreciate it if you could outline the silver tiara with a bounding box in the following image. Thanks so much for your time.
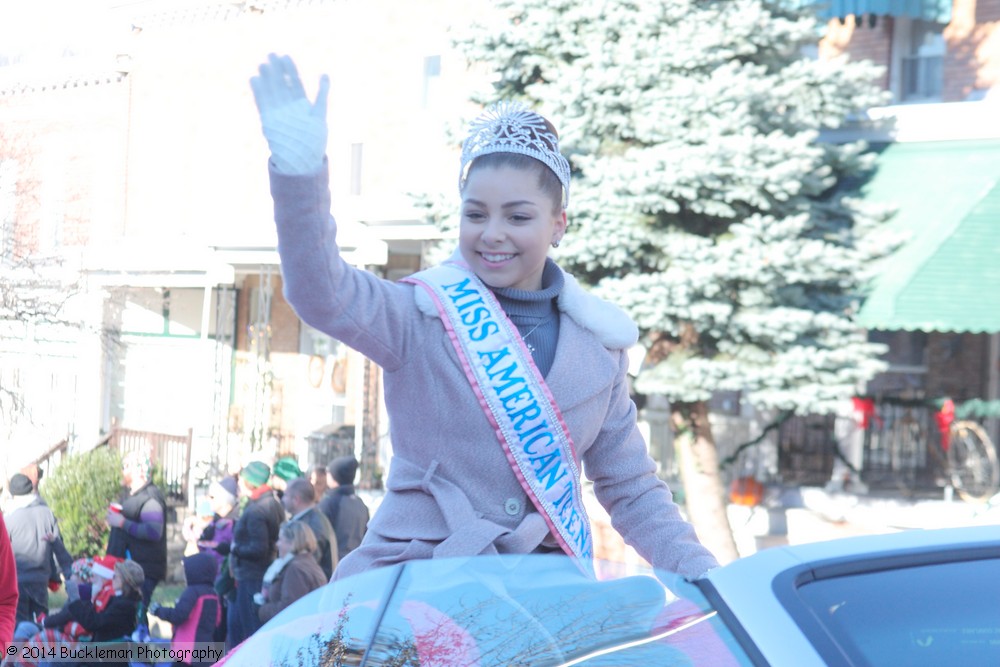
[459,101,571,207]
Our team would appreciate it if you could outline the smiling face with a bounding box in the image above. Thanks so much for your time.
[459,163,567,291]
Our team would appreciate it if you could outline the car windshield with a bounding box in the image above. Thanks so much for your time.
[218,554,754,666]
[796,556,1000,667]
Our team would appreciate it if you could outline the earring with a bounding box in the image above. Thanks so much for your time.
[551,240,560,248]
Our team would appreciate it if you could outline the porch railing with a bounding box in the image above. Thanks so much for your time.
[108,426,194,505]
[31,438,69,476]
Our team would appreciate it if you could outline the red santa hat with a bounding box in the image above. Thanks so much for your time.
[91,554,123,580]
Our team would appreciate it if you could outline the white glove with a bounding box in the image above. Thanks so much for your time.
[250,53,330,175]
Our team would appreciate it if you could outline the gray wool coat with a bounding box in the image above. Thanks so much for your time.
[269,164,719,580]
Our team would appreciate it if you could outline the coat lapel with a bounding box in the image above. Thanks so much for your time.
[546,314,618,413]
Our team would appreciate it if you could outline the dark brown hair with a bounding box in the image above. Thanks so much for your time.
[465,153,564,214]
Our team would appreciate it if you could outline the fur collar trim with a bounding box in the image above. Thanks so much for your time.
[411,256,638,350]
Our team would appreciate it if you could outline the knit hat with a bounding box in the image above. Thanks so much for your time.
[8,473,34,496]
[273,456,303,482]
[115,560,145,594]
[329,456,359,486]
[240,461,270,488]
[219,476,238,498]
[19,463,41,490]
[208,478,238,506]
[91,555,123,580]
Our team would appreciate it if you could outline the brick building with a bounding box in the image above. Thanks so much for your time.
[772,0,1000,494]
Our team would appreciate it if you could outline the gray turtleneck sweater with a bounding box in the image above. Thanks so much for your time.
[493,260,564,377]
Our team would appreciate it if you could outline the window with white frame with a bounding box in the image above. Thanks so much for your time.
[422,54,441,110]
[892,17,945,102]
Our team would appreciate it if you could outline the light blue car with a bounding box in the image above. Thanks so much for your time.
[216,525,999,666]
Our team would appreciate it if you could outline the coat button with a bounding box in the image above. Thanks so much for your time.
[504,498,521,515]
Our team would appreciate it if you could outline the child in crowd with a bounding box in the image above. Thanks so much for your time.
[13,556,120,645]
[13,558,144,667]
[195,477,239,573]
[149,553,222,667]
[181,499,215,558]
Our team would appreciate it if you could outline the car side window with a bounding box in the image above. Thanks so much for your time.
[796,557,1000,666]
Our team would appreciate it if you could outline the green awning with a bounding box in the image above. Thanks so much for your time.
[856,140,1000,333]
[798,0,952,23]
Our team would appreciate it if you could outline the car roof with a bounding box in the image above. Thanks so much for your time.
[699,525,1000,667]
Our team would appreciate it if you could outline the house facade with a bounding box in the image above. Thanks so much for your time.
[0,0,489,490]
[768,0,1000,492]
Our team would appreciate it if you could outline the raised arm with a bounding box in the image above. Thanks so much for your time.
[248,54,420,371]
[250,53,329,176]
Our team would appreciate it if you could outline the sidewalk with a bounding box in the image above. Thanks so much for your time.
[730,485,1000,557]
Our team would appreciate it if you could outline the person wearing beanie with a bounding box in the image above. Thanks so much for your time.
[269,456,303,501]
[106,450,168,611]
[217,476,239,503]
[149,552,222,666]
[0,510,18,652]
[194,476,240,645]
[5,473,71,625]
[319,456,369,562]
[227,461,285,649]
[272,456,302,484]
[8,474,32,497]
[196,478,239,572]
[329,456,358,487]
[17,464,41,492]
[11,466,75,598]
[239,461,270,489]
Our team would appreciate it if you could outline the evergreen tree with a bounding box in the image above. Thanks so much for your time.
[446,0,894,562]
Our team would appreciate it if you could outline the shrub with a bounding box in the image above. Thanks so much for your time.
[43,446,123,558]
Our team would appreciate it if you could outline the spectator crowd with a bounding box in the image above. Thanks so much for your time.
[0,451,370,662]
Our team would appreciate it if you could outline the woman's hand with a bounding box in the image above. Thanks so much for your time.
[249,53,330,175]
[106,509,125,528]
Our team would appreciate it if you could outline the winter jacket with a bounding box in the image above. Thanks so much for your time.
[257,552,326,624]
[153,553,220,665]
[290,506,336,580]
[268,164,720,580]
[5,496,62,585]
[319,486,369,559]
[0,512,17,649]
[197,510,237,573]
[230,486,285,583]
[45,589,140,642]
[107,482,168,581]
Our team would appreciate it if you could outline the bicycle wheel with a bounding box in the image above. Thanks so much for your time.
[948,420,1000,503]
